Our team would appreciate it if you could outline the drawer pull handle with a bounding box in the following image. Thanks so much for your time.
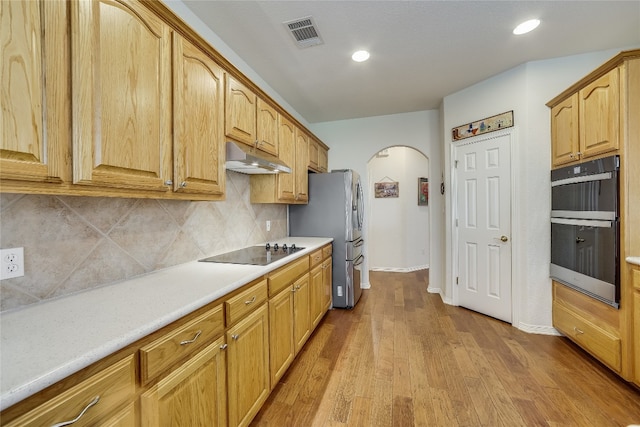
[220,343,228,350]
[245,296,257,305]
[51,396,100,427]
[573,327,584,335]
[180,330,202,345]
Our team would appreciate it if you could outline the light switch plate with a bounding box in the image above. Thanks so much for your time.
[1,247,24,280]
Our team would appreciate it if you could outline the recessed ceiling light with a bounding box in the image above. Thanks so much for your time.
[352,50,370,62]
[513,19,540,35]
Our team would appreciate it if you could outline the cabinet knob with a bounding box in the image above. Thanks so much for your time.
[220,343,228,350]
[232,334,240,340]
[165,180,173,186]
[180,181,187,188]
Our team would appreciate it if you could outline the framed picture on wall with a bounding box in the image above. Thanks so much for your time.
[374,181,399,198]
[418,177,428,205]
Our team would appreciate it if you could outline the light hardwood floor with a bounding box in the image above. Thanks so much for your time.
[251,270,640,426]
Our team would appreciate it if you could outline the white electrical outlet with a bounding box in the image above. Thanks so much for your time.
[266,220,271,232]
[1,247,24,280]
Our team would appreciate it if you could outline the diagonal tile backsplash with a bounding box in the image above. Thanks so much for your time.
[0,172,288,313]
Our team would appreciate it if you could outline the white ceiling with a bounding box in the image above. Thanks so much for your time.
[182,1,640,123]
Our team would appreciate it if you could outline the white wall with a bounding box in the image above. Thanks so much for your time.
[310,111,443,290]
[368,147,429,271]
[442,46,637,332]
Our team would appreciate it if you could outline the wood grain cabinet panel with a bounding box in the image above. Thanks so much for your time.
[71,0,172,192]
[310,262,325,329]
[579,68,620,159]
[633,267,640,385]
[550,94,580,167]
[140,304,224,384]
[1,0,68,184]
[172,33,225,196]
[225,76,257,147]
[227,304,270,427]
[141,337,228,427]
[294,130,309,203]
[293,273,311,354]
[322,256,333,313]
[4,355,136,427]
[225,279,268,326]
[256,98,278,156]
[268,285,295,387]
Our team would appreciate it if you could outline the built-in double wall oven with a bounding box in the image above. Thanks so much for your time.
[550,155,620,308]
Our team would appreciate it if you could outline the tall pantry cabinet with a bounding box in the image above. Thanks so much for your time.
[547,49,640,385]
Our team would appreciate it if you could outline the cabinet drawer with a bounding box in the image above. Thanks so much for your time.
[323,244,332,259]
[310,249,323,268]
[140,305,224,383]
[225,279,268,326]
[553,302,621,371]
[268,256,309,297]
[5,355,135,427]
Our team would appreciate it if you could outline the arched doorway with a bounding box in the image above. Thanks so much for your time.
[367,146,430,273]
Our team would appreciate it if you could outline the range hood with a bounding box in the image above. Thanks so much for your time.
[225,141,291,174]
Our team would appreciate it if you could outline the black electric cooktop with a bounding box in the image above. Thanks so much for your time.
[199,243,304,266]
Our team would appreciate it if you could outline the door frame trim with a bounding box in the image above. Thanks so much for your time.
[450,127,521,326]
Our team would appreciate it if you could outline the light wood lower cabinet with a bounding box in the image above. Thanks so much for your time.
[310,246,333,329]
[0,249,333,427]
[632,266,640,385]
[269,285,295,387]
[141,337,227,427]
[552,282,622,372]
[4,355,136,427]
[227,303,270,427]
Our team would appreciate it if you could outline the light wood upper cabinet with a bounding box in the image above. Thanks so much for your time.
[1,0,69,184]
[71,0,172,192]
[550,94,580,167]
[308,138,320,170]
[141,337,228,427]
[549,67,620,168]
[227,303,270,427]
[173,33,225,196]
[318,145,329,172]
[256,99,279,156]
[294,130,309,203]
[225,76,257,147]
[579,68,619,159]
[308,137,328,173]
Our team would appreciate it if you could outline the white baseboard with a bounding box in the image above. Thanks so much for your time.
[360,281,371,289]
[516,322,562,336]
[370,264,429,273]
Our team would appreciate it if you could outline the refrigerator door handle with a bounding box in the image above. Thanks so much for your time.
[354,254,365,266]
[353,239,364,248]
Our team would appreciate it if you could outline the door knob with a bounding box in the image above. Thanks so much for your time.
[500,236,509,242]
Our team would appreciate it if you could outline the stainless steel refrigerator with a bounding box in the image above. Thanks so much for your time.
[289,170,365,308]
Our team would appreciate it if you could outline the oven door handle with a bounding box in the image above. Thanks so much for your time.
[551,217,613,228]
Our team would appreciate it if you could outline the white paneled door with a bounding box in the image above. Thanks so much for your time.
[455,132,512,323]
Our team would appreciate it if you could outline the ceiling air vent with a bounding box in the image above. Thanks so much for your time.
[283,16,324,48]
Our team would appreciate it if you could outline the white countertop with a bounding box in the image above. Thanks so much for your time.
[627,257,640,266]
[0,237,332,411]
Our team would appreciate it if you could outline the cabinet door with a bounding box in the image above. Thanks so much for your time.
[633,268,640,386]
[579,67,620,159]
[294,130,309,203]
[276,116,296,202]
[141,337,227,427]
[322,257,333,312]
[225,76,257,147]
[318,146,329,172]
[293,274,311,354]
[308,138,319,170]
[1,0,67,183]
[309,263,324,329]
[550,94,580,167]
[71,0,172,192]
[227,304,270,427]
[173,34,225,196]
[256,99,278,156]
[268,286,295,387]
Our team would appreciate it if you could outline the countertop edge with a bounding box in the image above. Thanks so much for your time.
[0,237,332,411]
[626,256,640,266]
